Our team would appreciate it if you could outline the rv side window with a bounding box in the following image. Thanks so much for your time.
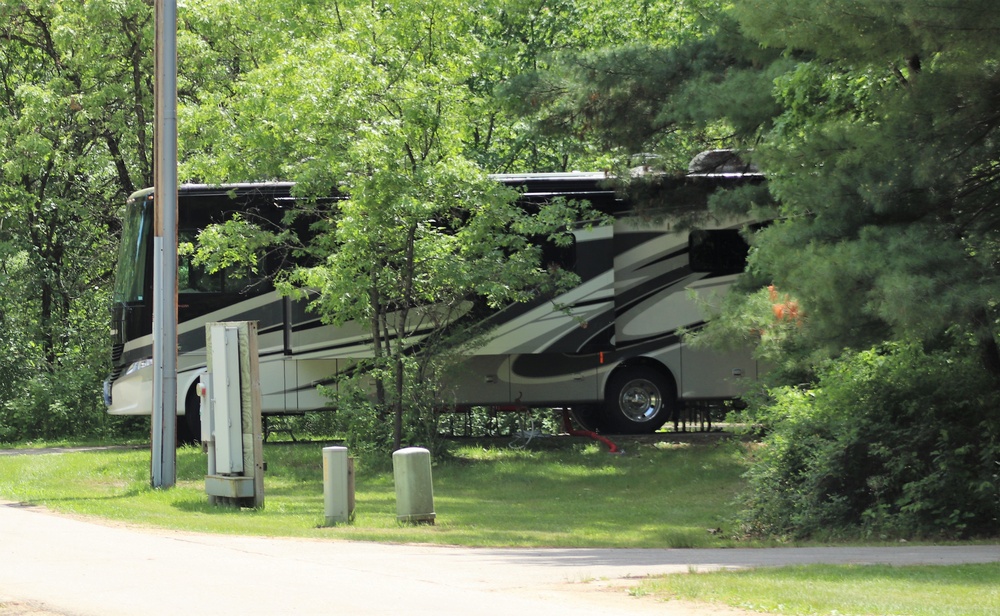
[539,233,576,271]
[688,229,749,275]
[178,229,269,294]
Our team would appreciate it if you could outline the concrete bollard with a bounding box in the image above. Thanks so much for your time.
[322,446,353,525]
[393,447,435,524]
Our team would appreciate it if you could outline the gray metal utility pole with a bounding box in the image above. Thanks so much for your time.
[151,0,178,488]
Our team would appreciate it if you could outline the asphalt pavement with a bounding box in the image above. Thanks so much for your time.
[2,500,999,615]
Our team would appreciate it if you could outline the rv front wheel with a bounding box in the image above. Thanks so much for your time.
[177,389,202,445]
[604,367,675,434]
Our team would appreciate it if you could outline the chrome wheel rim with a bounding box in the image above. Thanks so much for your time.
[617,379,661,422]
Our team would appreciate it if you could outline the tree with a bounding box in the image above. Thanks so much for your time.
[506,0,1000,537]
[721,1,1000,536]
[502,2,783,172]
[0,1,154,440]
[463,0,700,172]
[509,0,1000,383]
[182,0,598,456]
[729,0,1000,383]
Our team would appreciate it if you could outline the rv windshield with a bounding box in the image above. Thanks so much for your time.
[112,193,152,303]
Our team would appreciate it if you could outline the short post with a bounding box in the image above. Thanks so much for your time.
[393,447,435,525]
[323,446,353,525]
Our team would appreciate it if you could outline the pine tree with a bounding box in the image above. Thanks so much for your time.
[509,0,1000,385]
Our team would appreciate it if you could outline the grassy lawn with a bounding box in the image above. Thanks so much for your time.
[0,436,746,548]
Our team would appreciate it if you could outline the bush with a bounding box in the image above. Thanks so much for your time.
[737,342,1000,540]
[318,357,451,469]
[0,369,147,444]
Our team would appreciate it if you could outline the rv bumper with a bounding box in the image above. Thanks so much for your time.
[105,359,154,416]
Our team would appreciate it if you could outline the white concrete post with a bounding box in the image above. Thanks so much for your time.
[323,446,351,525]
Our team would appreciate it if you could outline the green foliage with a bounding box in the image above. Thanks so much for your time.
[4,0,714,447]
[321,356,450,468]
[732,0,1000,375]
[176,0,613,457]
[705,1,1000,541]
[464,0,701,171]
[0,367,147,444]
[322,377,398,468]
[737,343,1000,540]
[0,1,156,441]
[501,1,783,170]
[512,0,1000,376]
[185,213,285,277]
[509,0,1000,541]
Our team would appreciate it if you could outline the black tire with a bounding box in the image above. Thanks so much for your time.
[569,404,607,433]
[176,389,202,445]
[603,366,675,434]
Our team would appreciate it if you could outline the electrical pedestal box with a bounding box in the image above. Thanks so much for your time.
[200,321,265,509]
[393,447,435,524]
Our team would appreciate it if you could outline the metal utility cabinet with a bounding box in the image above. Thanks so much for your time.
[200,321,265,508]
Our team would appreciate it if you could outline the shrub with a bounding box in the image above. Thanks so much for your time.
[319,357,451,469]
[0,369,146,444]
[737,342,1000,540]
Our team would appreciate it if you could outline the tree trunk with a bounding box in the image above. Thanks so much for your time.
[390,222,419,452]
[369,269,386,416]
[972,308,1000,390]
[393,354,404,452]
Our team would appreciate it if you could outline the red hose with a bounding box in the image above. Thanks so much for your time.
[561,409,621,454]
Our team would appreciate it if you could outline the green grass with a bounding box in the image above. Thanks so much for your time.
[637,563,1000,615]
[0,438,747,548]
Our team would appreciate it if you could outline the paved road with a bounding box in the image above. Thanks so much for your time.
[2,501,999,616]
